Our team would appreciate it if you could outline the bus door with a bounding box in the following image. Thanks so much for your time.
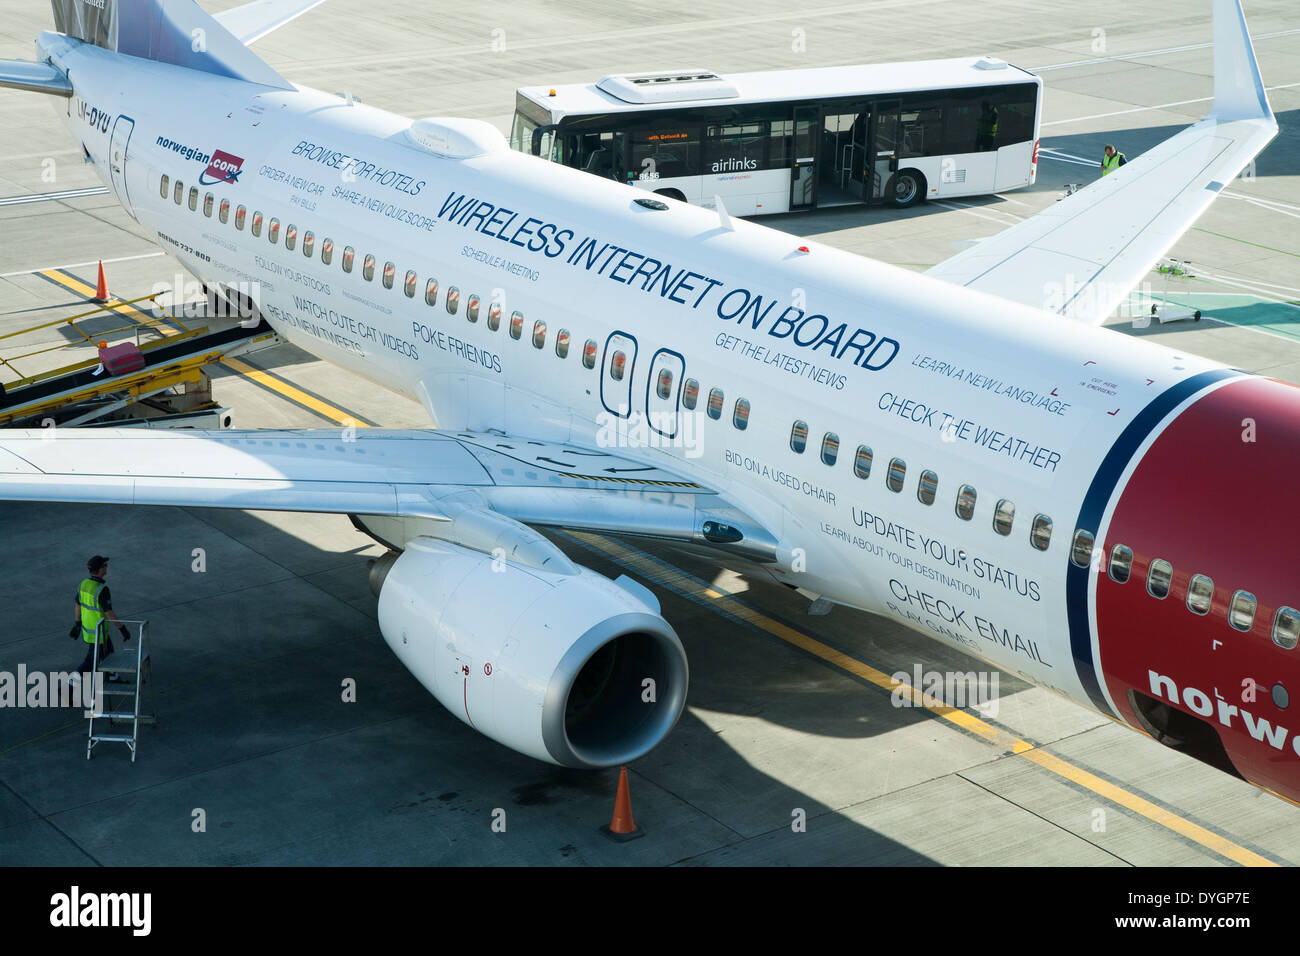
[645,348,685,438]
[789,105,819,210]
[868,99,901,205]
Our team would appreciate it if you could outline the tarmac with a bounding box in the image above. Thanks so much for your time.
[2,0,1299,865]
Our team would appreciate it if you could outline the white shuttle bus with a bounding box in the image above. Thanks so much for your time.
[511,58,1042,216]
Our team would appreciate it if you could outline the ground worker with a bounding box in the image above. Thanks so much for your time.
[1101,144,1127,175]
[976,101,999,151]
[70,555,131,678]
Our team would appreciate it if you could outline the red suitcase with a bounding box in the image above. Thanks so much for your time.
[98,341,145,376]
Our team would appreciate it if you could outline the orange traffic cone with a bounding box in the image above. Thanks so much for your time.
[601,765,644,842]
[92,260,110,303]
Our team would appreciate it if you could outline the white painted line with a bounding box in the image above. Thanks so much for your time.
[932,199,1020,227]
[1037,149,1096,167]
[1030,29,1300,72]
[1219,191,1300,222]
[0,251,166,279]
[0,185,110,207]
[1042,82,1300,127]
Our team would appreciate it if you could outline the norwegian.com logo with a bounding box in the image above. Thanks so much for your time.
[201,149,244,186]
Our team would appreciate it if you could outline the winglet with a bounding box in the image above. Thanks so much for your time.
[1213,0,1273,121]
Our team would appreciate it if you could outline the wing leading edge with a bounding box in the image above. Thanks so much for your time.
[925,0,1277,325]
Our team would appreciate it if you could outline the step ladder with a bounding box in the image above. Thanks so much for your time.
[85,619,156,763]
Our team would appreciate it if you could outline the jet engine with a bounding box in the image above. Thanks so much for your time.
[370,537,688,767]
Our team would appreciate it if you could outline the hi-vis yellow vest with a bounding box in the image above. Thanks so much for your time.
[78,578,106,644]
[1102,152,1126,175]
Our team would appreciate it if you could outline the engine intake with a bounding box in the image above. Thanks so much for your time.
[373,538,688,767]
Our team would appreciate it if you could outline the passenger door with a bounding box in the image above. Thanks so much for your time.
[108,114,135,217]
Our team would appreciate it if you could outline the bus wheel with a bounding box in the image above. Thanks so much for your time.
[654,188,687,204]
[888,170,924,208]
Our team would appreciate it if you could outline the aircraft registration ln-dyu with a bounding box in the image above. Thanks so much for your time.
[0,0,1292,801]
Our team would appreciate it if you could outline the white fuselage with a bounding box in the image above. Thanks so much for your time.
[53,33,1230,714]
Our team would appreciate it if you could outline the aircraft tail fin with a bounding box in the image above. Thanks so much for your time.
[49,0,295,88]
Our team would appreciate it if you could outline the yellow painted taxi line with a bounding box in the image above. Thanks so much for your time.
[38,267,366,427]
[220,356,367,429]
[573,531,1279,867]
[39,268,183,336]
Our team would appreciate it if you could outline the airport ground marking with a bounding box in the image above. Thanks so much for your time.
[37,267,370,427]
[565,531,1280,867]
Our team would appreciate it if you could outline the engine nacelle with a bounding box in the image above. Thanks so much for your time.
[374,538,688,767]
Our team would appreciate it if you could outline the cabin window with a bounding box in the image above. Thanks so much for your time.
[341,245,354,272]
[1030,514,1053,551]
[955,484,976,520]
[1229,591,1256,632]
[1147,559,1173,599]
[992,499,1015,536]
[424,278,438,306]
[1273,607,1300,650]
[1109,544,1133,582]
[789,421,808,453]
[235,205,246,230]
[707,388,724,420]
[362,254,375,281]
[188,186,198,211]
[555,329,571,358]
[656,368,673,400]
[218,198,230,224]
[268,218,280,243]
[404,270,417,298]
[486,302,500,329]
[174,180,184,205]
[610,350,627,381]
[917,469,938,505]
[733,398,750,430]
[509,311,524,339]
[159,174,169,198]
[302,231,314,257]
[321,238,333,265]
[382,261,395,289]
[446,287,459,314]
[821,433,840,466]
[854,446,873,480]
[582,339,598,369]
[1070,530,1095,568]
[251,211,263,237]
[532,320,547,349]
[203,192,214,217]
[466,294,480,322]
[886,458,906,492]
[682,378,699,409]
[1186,574,1214,615]
[284,224,297,251]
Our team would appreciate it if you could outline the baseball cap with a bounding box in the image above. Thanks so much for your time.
[87,555,110,573]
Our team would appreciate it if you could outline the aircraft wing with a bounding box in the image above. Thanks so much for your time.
[0,427,778,561]
[213,0,326,46]
[925,0,1277,325]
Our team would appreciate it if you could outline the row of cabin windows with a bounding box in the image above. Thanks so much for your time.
[164,173,750,431]
[160,174,595,361]
[785,419,1052,550]
[1069,530,1299,649]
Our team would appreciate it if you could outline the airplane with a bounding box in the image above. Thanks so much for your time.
[0,0,1292,804]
